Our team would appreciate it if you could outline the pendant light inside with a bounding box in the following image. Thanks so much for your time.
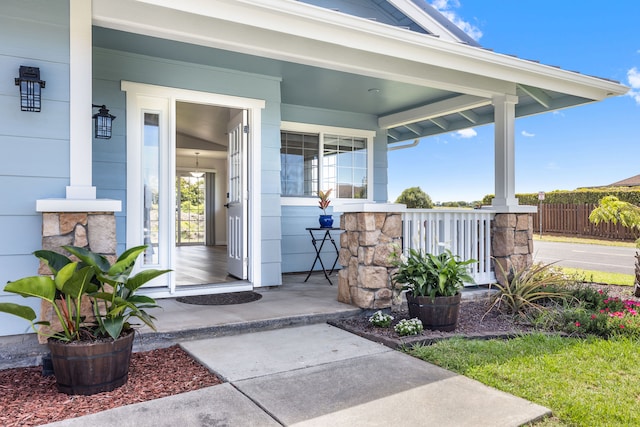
[190,152,205,178]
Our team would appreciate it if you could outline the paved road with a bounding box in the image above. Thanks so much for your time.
[533,240,636,275]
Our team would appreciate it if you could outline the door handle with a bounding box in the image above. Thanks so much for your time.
[224,203,230,208]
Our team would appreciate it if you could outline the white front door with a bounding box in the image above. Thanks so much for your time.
[227,110,248,280]
[122,82,264,295]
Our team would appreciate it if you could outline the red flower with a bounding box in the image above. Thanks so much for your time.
[575,322,581,327]
[591,314,597,319]
[620,324,625,329]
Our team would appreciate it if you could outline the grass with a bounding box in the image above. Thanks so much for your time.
[560,267,634,286]
[408,334,640,426]
[533,234,636,248]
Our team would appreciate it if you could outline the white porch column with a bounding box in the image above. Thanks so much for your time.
[67,0,95,200]
[491,94,520,211]
[36,0,120,213]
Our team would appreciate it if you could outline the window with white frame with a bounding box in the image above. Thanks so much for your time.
[280,123,373,200]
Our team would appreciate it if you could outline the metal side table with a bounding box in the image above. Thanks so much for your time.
[304,227,341,285]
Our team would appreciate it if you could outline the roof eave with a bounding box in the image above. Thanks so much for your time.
[107,0,628,101]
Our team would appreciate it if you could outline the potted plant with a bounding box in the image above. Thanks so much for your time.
[391,249,475,331]
[318,188,333,228]
[0,245,169,395]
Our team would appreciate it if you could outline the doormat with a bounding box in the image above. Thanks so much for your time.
[176,291,262,306]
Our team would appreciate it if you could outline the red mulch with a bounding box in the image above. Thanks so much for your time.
[0,345,222,427]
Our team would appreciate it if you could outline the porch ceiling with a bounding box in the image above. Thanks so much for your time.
[92,0,627,145]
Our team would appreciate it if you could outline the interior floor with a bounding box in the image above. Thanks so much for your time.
[175,245,238,286]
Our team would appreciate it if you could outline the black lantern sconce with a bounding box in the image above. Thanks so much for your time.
[92,104,116,139]
[15,66,46,112]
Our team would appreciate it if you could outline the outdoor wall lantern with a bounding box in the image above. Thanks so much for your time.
[15,66,45,112]
[92,104,116,139]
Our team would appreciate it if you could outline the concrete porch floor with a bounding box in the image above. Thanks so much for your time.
[138,272,361,349]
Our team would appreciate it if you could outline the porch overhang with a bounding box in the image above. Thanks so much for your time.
[93,0,627,145]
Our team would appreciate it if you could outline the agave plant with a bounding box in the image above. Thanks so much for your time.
[0,245,169,342]
[487,261,572,317]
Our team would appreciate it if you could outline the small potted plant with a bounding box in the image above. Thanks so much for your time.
[0,245,169,395]
[318,188,333,228]
[391,249,475,331]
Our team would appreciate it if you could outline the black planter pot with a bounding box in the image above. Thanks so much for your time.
[406,292,461,332]
[47,329,135,395]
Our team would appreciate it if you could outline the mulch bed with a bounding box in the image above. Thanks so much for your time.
[0,345,222,427]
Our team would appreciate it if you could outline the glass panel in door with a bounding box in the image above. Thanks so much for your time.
[143,113,160,265]
[176,174,205,245]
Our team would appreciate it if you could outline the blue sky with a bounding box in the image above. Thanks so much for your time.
[387,0,640,204]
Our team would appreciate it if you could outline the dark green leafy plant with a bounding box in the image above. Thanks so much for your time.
[0,245,169,342]
[391,249,475,299]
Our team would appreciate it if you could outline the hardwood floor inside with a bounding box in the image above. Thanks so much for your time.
[174,245,238,286]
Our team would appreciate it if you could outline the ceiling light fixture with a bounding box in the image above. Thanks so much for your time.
[190,152,205,178]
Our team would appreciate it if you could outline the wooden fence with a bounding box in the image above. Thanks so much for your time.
[532,203,638,241]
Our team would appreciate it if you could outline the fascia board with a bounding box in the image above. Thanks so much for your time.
[386,0,461,43]
[99,0,627,100]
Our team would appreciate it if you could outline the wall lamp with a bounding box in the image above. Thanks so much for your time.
[92,104,116,139]
[15,66,45,112]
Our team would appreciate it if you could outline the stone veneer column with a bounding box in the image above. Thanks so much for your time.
[41,212,117,263]
[491,213,534,284]
[37,212,117,343]
[337,208,403,309]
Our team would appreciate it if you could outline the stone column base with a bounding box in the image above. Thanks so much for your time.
[491,212,533,285]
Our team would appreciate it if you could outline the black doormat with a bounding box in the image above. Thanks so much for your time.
[176,291,262,306]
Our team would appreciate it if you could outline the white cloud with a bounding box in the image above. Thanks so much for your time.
[455,128,477,138]
[545,162,560,170]
[429,1,483,41]
[552,111,565,117]
[521,131,535,137]
[628,67,640,105]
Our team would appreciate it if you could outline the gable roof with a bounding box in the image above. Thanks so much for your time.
[297,0,481,46]
[608,174,640,187]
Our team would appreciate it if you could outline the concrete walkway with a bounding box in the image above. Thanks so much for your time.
[33,274,551,426]
[44,323,550,426]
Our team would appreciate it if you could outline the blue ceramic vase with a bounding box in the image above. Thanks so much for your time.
[319,215,334,228]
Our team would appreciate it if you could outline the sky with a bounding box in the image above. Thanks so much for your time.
[387,0,640,204]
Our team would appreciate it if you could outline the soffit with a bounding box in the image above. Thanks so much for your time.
[93,0,628,144]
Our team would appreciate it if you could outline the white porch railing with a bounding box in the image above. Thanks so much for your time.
[401,209,496,285]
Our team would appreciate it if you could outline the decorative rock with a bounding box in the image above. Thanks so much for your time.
[87,214,116,253]
[60,213,87,234]
[357,213,377,231]
[492,229,514,257]
[74,225,88,248]
[358,246,375,266]
[372,243,397,267]
[382,214,402,238]
[338,248,352,267]
[337,270,351,304]
[350,286,374,309]
[359,230,381,246]
[42,213,59,237]
[357,266,388,289]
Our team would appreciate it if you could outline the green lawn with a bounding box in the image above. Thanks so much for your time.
[409,334,640,426]
[534,234,636,248]
[560,267,634,287]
